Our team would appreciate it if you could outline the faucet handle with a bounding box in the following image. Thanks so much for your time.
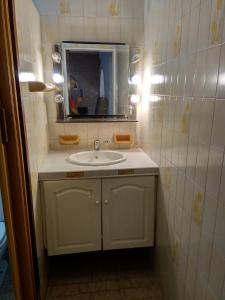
[102,139,111,144]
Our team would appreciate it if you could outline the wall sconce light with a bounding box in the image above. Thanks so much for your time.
[19,72,36,82]
[130,53,140,64]
[52,73,64,84]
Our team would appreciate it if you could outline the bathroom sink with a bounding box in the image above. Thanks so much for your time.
[68,150,127,166]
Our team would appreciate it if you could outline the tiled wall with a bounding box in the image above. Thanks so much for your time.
[37,0,145,149]
[14,0,48,298]
[140,0,225,299]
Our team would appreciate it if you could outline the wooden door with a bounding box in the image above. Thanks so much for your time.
[0,1,38,299]
[102,176,155,250]
[43,179,102,255]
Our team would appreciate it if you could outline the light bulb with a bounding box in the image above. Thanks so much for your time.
[150,74,164,85]
[149,95,160,102]
[55,94,64,103]
[130,53,140,64]
[130,94,140,104]
[129,74,141,85]
[52,52,62,63]
[53,73,64,84]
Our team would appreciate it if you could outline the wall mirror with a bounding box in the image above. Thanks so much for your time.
[56,42,130,121]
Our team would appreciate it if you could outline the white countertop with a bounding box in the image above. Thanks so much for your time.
[39,148,158,180]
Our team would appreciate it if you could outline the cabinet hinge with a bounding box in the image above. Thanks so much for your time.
[0,108,8,144]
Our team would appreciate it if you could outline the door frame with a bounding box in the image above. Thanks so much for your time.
[0,1,38,299]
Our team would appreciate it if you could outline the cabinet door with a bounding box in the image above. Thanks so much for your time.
[102,176,155,250]
[43,179,101,255]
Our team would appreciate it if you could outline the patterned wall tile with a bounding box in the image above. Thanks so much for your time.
[140,0,225,299]
[38,0,144,150]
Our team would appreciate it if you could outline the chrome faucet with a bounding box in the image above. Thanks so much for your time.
[94,139,101,151]
[94,139,111,151]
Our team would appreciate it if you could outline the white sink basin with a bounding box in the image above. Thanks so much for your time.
[68,150,127,166]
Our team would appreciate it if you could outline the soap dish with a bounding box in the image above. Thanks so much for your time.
[113,134,133,145]
[59,135,80,145]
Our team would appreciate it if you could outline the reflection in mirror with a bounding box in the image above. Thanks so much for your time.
[58,43,129,120]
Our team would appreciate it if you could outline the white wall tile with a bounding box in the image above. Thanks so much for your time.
[121,18,133,44]
[222,279,225,300]
[195,275,208,300]
[214,203,225,259]
[69,0,84,17]
[96,0,110,17]
[204,45,221,97]
[208,248,225,299]
[195,147,209,190]
[219,154,225,207]
[217,44,225,99]
[211,99,225,151]
[183,178,194,215]
[193,50,206,97]
[202,192,218,241]
[121,0,133,18]
[70,17,84,41]
[186,139,198,180]
[206,146,224,199]
[206,288,218,300]
[41,16,59,43]
[96,17,108,42]
[184,53,196,96]
[198,98,215,146]
[59,15,71,41]
[132,19,144,46]
[84,17,97,41]
[197,232,214,283]
[176,171,185,208]
[84,0,97,17]
[181,12,190,56]
[188,5,200,54]
[198,0,212,50]
[133,0,144,19]
[223,12,225,43]
[183,0,192,15]
[108,17,121,42]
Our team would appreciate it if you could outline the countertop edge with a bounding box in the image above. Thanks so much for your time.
[38,149,159,181]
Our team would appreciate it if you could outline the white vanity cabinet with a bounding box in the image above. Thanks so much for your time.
[42,176,156,256]
[42,179,102,255]
[102,176,155,250]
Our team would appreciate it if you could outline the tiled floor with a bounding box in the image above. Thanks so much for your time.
[46,248,164,300]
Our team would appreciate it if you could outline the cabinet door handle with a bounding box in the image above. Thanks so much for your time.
[104,200,109,204]
[95,200,100,204]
